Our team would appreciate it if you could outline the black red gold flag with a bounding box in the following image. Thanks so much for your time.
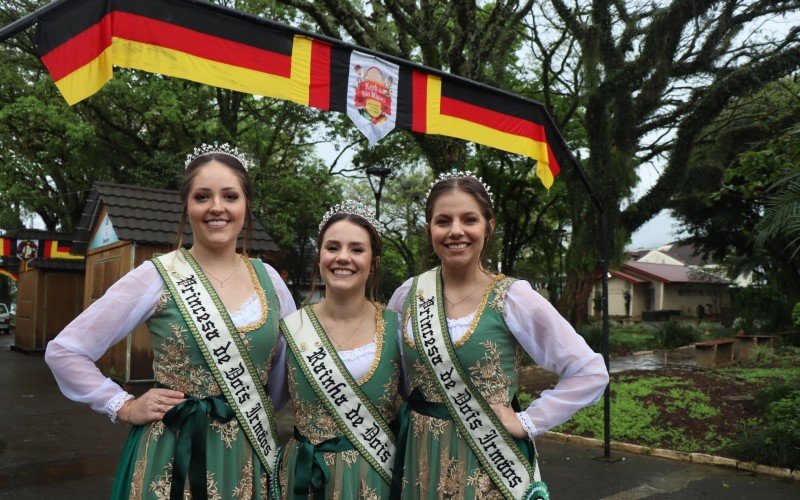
[0,237,13,258]
[32,0,564,188]
[42,240,84,260]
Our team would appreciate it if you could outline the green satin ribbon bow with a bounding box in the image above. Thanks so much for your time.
[163,395,235,500]
[292,428,355,500]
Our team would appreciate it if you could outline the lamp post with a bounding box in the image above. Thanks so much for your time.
[365,166,392,221]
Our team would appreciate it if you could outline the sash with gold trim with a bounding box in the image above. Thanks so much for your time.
[153,249,279,476]
[280,305,396,484]
[411,268,547,500]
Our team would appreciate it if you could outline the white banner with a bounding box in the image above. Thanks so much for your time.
[346,50,399,145]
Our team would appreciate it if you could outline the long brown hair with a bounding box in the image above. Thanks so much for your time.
[424,175,495,265]
[305,213,383,305]
[174,153,255,255]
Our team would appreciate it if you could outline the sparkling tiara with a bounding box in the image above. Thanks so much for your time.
[184,143,251,170]
[425,170,493,203]
[319,200,381,235]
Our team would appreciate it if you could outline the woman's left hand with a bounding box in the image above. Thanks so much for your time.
[490,404,528,439]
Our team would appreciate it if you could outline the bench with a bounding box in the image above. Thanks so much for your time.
[734,334,778,361]
[694,338,739,368]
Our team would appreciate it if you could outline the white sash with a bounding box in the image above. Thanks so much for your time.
[412,268,543,499]
[153,249,279,475]
[281,306,395,483]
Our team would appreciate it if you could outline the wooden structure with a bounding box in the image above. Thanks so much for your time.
[11,229,85,352]
[74,182,279,384]
[694,338,739,368]
[734,334,779,362]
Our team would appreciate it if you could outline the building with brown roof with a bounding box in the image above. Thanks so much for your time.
[592,244,732,322]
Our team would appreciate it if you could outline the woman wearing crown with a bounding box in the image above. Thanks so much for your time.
[388,172,609,499]
[276,200,402,499]
[46,144,296,499]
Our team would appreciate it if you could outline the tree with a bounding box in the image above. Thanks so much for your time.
[671,79,800,298]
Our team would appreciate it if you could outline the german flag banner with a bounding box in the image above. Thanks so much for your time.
[0,269,18,281]
[0,238,14,258]
[34,0,564,187]
[42,240,84,260]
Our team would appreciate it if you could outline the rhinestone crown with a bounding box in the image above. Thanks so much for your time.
[184,143,251,170]
[319,200,381,235]
[425,170,493,203]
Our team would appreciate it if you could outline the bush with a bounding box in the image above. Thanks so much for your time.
[578,322,604,352]
[653,321,699,349]
[731,383,800,469]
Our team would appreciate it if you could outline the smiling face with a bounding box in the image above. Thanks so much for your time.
[428,189,495,271]
[318,219,374,296]
[186,160,247,252]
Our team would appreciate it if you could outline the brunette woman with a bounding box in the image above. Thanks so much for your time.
[388,171,609,499]
[277,200,402,499]
[46,144,296,498]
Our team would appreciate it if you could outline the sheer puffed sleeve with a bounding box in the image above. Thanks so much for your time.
[261,262,297,410]
[44,261,164,420]
[504,280,609,438]
[387,278,413,396]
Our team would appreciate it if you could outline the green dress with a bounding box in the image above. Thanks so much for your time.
[278,305,401,499]
[113,258,282,499]
[399,274,535,500]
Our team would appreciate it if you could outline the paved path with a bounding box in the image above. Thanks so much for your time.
[1,334,798,498]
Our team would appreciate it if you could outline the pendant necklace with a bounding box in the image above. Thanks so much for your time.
[199,255,241,288]
[318,301,369,350]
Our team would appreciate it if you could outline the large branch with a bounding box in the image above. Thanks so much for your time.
[622,43,800,232]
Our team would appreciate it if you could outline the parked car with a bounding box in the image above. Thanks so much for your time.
[0,303,10,334]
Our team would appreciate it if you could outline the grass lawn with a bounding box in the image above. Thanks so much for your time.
[519,346,800,467]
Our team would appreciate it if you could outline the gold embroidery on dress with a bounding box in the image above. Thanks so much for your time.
[204,471,223,500]
[488,276,515,312]
[469,340,513,404]
[360,479,379,500]
[130,458,146,499]
[232,456,254,499]
[155,291,170,315]
[410,359,443,403]
[259,473,268,500]
[466,467,504,500]
[323,451,336,467]
[149,420,165,441]
[211,418,239,448]
[237,258,269,333]
[149,463,173,499]
[341,449,358,467]
[279,441,290,496]
[378,360,400,420]
[289,368,339,443]
[155,322,218,397]
[437,455,465,498]
[357,303,385,384]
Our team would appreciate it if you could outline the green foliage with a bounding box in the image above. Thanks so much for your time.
[552,376,725,453]
[792,301,800,327]
[577,322,603,352]
[731,383,800,469]
[731,285,793,333]
[653,321,699,349]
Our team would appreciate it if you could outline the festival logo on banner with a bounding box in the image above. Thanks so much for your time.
[346,51,399,145]
[16,240,38,261]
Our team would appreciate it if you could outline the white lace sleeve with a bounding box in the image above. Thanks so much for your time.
[388,278,413,397]
[260,261,297,410]
[44,261,164,421]
[504,280,609,437]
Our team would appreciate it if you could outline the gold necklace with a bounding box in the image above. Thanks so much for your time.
[444,284,480,310]
[317,301,369,350]
[198,255,241,288]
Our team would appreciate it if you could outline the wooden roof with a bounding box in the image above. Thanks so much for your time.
[73,182,279,255]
